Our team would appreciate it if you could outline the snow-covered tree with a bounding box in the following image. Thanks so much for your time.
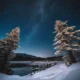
[0,27,20,74]
[53,20,80,64]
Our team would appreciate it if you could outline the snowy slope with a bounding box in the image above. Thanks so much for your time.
[0,62,80,80]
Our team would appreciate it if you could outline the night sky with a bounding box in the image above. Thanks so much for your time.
[0,0,80,57]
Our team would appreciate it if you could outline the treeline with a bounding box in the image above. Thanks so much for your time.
[45,56,63,61]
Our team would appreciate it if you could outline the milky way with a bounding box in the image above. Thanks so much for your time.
[0,0,80,57]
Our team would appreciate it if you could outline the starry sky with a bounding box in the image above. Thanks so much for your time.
[0,0,80,57]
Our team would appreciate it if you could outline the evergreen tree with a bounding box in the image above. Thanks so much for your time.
[53,20,80,65]
[0,27,20,74]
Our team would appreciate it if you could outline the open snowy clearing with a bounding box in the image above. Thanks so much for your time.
[0,62,80,80]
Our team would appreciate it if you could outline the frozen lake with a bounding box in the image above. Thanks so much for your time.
[12,67,33,76]
[10,61,58,76]
[9,61,32,64]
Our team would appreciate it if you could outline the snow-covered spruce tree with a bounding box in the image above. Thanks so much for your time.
[0,27,20,74]
[53,20,80,66]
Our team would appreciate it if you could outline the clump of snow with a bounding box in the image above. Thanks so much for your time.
[1,62,80,80]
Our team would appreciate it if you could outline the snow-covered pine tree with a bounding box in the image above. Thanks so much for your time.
[0,27,20,74]
[53,20,80,66]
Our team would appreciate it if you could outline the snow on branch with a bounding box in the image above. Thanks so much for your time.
[53,20,80,54]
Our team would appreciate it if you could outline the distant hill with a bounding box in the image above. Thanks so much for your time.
[11,53,63,61]
[11,53,44,61]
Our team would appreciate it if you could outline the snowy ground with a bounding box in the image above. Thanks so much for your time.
[0,62,80,80]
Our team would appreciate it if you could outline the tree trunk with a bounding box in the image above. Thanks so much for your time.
[67,51,76,63]
[62,51,76,66]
